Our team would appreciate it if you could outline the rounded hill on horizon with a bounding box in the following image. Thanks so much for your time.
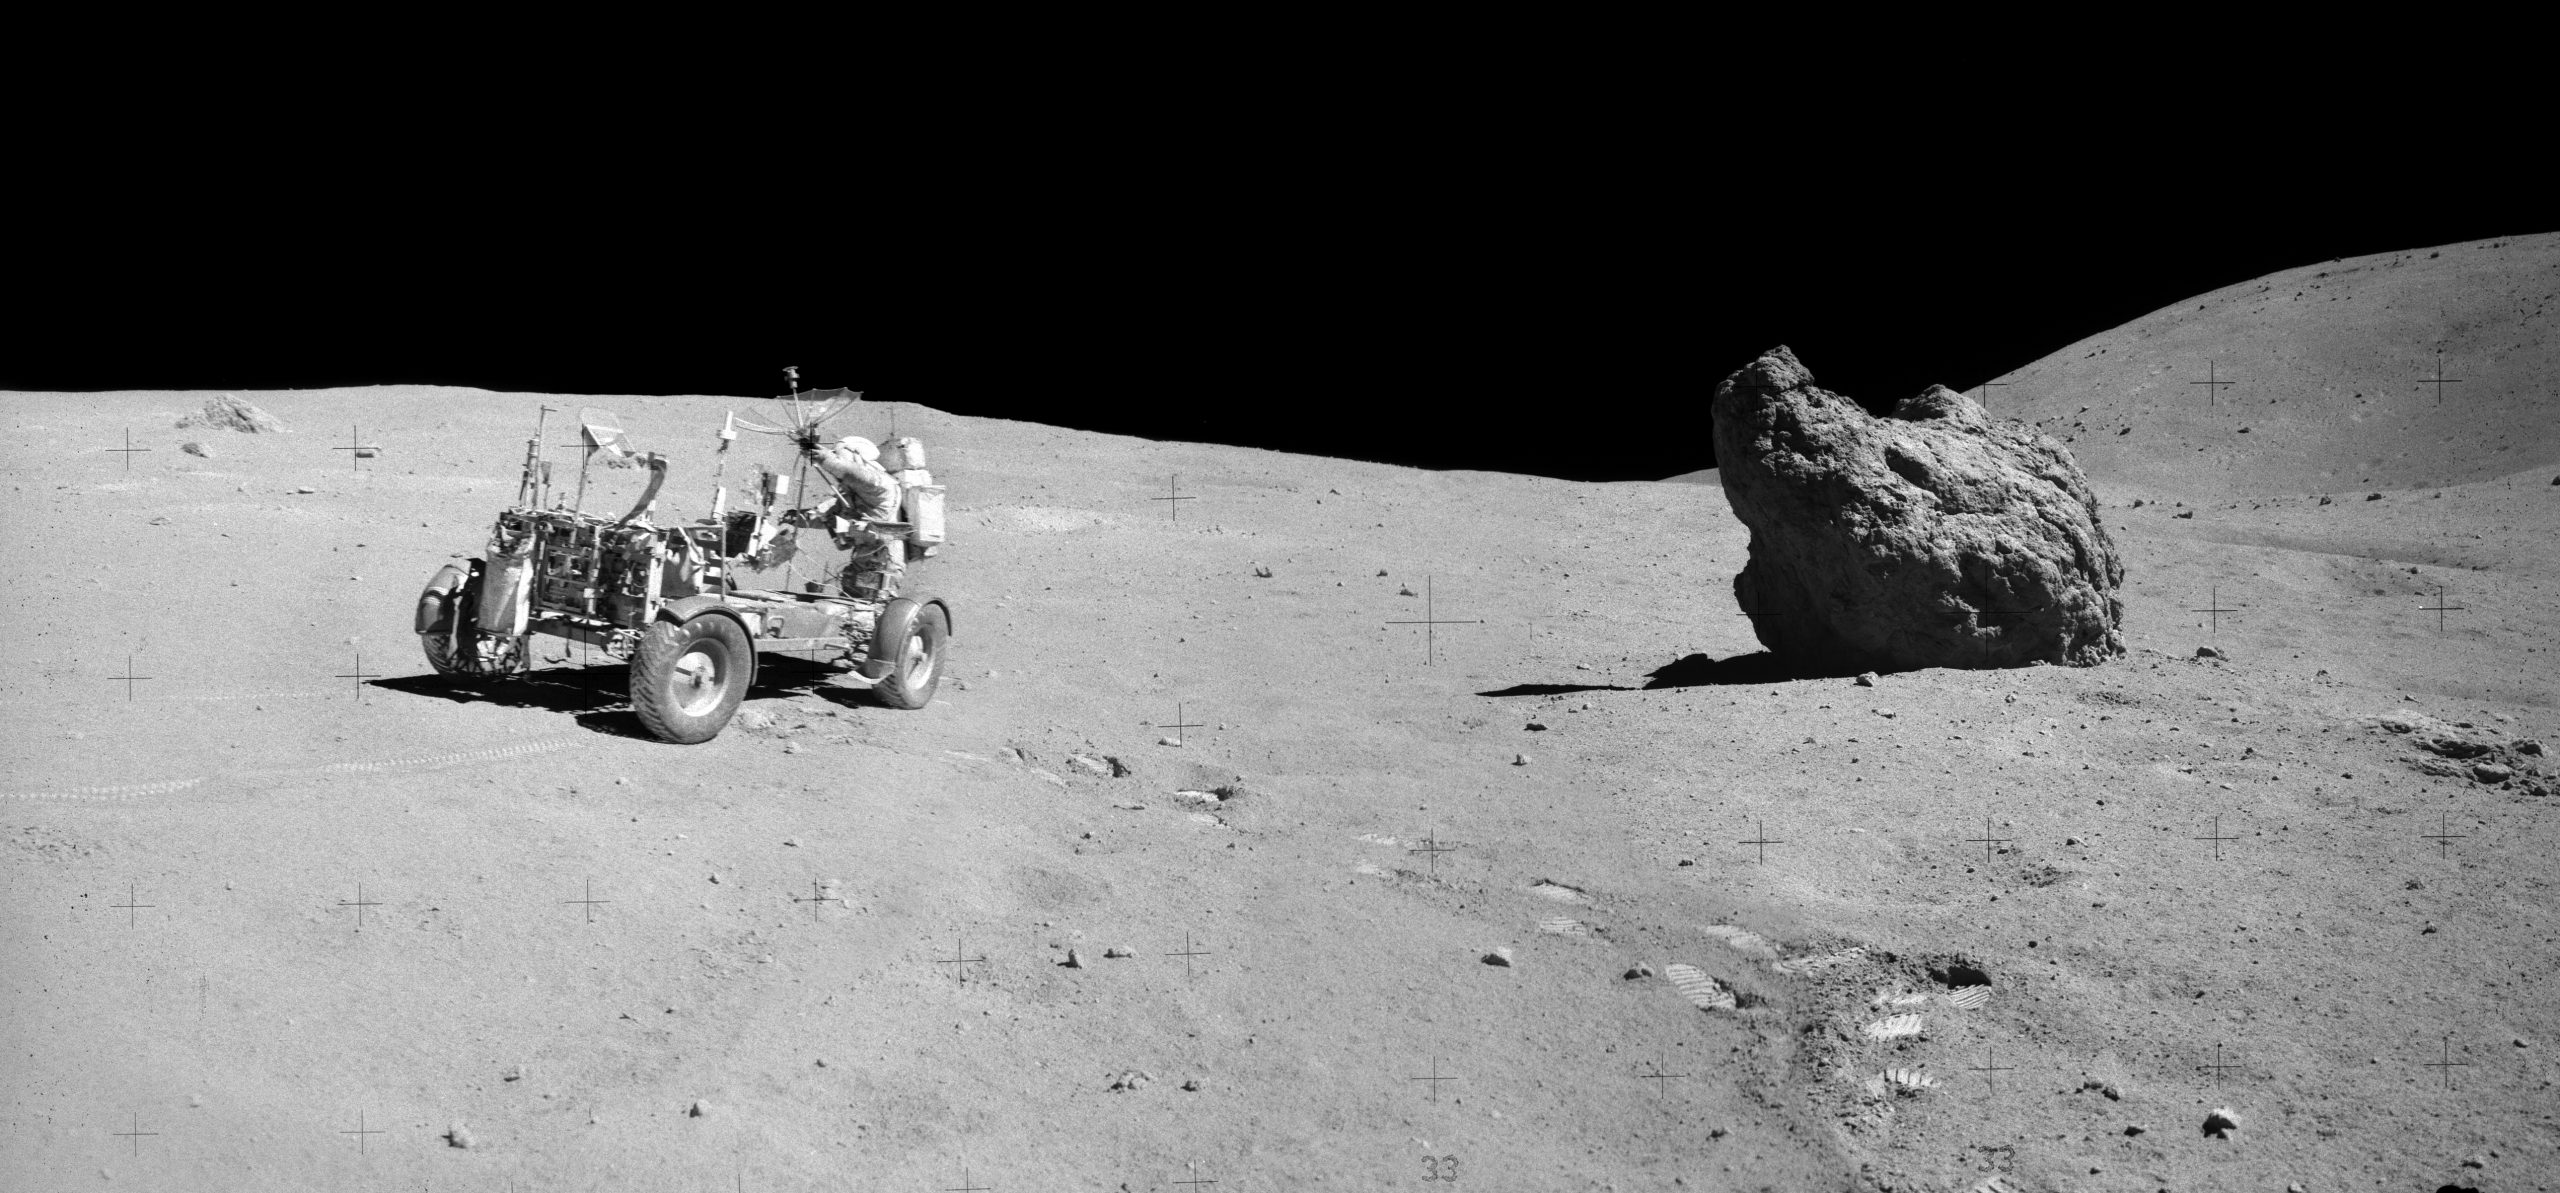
[1983,230,2557,502]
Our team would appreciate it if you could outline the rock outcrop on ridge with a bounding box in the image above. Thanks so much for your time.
[1710,346,2125,671]
[176,393,286,433]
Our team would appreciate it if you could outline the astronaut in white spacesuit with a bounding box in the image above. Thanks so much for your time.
[797,435,904,598]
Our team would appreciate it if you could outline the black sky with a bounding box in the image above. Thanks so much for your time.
[15,124,2550,482]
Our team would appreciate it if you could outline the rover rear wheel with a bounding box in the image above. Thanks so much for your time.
[631,614,753,743]
[868,599,946,710]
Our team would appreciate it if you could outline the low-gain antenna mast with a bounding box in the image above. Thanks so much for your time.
[517,405,557,507]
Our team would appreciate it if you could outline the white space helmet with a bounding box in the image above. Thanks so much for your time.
[833,436,880,462]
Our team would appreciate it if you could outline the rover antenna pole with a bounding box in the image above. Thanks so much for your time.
[538,406,559,508]
[710,410,736,520]
[519,405,556,506]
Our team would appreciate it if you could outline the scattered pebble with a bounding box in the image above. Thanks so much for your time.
[1158,737,1183,747]
[689,1099,711,1118]
[1062,949,1085,969]
[502,1065,526,1083]
[444,1122,475,1149]
[783,837,801,847]
[1512,753,1531,766]
[1181,1078,1201,1091]
[1251,563,1273,578]
[1107,1070,1152,1092]
[1104,946,1133,959]
[294,486,315,494]
[181,441,209,457]
[1483,948,1514,967]
[1624,965,1654,980]
[2196,645,2225,659]
[2202,1107,2239,1139]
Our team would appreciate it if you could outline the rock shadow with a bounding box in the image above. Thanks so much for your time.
[1638,651,1872,688]
[1476,681,1637,698]
[1475,650,1881,696]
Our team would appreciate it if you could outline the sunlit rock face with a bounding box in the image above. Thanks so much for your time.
[1711,346,2126,672]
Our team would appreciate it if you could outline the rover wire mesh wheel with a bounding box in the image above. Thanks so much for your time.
[630,614,753,743]
[418,563,476,675]
[867,598,946,710]
[419,579,531,679]
[424,630,529,677]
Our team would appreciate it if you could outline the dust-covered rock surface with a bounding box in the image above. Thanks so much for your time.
[1712,346,2126,673]
[5,231,2558,1192]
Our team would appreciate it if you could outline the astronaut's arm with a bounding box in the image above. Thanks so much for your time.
[782,495,844,528]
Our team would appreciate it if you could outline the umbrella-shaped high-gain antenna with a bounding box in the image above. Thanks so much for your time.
[734,366,862,455]
[728,369,865,590]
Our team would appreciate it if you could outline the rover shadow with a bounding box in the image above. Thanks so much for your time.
[373,669,630,715]
[372,657,864,741]
[752,656,878,710]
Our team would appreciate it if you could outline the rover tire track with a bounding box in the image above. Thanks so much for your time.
[2,736,584,801]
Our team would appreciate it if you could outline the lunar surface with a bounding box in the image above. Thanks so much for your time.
[5,232,2555,1191]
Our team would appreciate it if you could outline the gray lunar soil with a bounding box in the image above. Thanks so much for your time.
[4,231,2557,1191]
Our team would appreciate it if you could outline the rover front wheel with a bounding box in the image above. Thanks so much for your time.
[631,614,753,743]
[868,599,947,710]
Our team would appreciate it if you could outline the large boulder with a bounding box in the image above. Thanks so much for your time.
[1710,346,2125,671]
